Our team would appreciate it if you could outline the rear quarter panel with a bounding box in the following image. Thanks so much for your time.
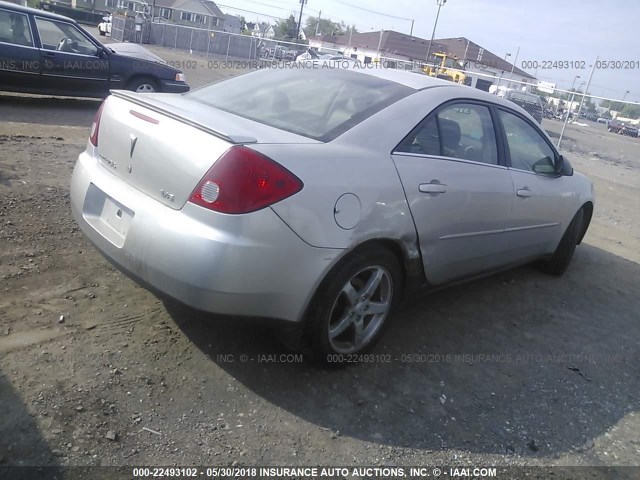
[260,88,459,260]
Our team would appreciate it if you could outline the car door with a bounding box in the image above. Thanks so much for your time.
[391,102,514,284]
[497,108,570,257]
[0,7,40,93]
[34,16,108,97]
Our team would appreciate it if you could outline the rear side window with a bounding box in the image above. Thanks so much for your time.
[187,68,414,141]
[0,10,33,47]
[396,103,499,165]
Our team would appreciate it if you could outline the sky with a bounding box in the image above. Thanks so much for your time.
[216,0,640,102]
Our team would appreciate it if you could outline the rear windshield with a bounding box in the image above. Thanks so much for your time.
[187,67,414,141]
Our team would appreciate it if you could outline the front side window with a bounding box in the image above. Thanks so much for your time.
[0,10,33,47]
[499,110,556,173]
[35,18,98,55]
[396,103,499,166]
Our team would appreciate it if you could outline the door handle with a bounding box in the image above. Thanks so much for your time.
[43,52,56,57]
[516,188,532,198]
[419,183,447,194]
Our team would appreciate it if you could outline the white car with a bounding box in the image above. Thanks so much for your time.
[98,15,112,36]
[71,67,594,362]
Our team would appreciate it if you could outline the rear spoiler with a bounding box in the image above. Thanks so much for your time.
[110,90,258,145]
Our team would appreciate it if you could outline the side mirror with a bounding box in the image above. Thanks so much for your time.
[532,156,557,175]
[555,154,574,176]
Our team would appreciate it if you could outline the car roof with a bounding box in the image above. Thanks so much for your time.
[0,0,77,22]
[344,66,525,109]
[346,65,456,90]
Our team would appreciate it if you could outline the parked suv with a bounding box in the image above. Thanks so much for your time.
[608,119,639,137]
[97,14,111,36]
[504,90,544,124]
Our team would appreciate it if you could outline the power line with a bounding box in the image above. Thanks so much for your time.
[216,3,286,20]
[331,0,413,21]
[236,0,298,13]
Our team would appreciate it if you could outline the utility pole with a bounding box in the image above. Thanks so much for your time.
[507,46,520,89]
[425,0,446,65]
[576,56,598,120]
[296,0,307,43]
[315,10,321,36]
[558,75,581,149]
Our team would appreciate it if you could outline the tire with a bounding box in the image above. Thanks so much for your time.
[538,209,584,276]
[306,247,402,365]
[126,77,159,93]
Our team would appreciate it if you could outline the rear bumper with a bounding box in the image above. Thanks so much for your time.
[160,80,190,93]
[70,147,341,323]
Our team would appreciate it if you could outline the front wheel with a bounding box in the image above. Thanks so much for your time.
[126,77,159,93]
[306,247,402,365]
[538,209,584,276]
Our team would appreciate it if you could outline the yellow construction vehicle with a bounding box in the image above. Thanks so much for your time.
[424,52,467,85]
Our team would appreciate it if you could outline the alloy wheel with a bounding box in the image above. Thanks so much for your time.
[136,83,155,93]
[327,266,392,354]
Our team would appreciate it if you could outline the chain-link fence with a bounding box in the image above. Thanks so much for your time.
[110,19,639,163]
[111,17,311,62]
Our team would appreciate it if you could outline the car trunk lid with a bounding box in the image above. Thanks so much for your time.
[96,91,319,210]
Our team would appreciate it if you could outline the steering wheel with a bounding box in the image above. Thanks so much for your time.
[56,37,79,53]
[464,146,476,159]
[56,37,69,51]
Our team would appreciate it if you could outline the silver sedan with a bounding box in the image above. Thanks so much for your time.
[70,66,594,363]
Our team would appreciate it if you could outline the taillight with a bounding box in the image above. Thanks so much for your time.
[188,146,303,214]
[89,101,106,147]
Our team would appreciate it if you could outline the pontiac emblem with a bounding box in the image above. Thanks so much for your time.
[129,134,138,158]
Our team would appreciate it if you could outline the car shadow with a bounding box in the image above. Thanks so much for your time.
[0,372,62,478]
[166,243,639,457]
[0,94,101,128]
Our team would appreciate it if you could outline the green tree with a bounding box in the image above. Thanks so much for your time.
[619,104,640,119]
[238,16,248,34]
[600,100,626,111]
[276,15,300,41]
[304,17,357,37]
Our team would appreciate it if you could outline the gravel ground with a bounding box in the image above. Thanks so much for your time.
[0,38,639,477]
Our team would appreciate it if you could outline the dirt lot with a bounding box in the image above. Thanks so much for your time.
[0,41,639,475]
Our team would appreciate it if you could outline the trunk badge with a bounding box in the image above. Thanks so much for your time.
[129,134,138,158]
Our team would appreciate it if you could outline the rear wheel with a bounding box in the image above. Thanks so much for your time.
[538,209,584,276]
[126,77,159,93]
[306,247,402,365]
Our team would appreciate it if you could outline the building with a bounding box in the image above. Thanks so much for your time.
[309,30,536,92]
[436,37,535,91]
[58,0,226,29]
[166,0,224,28]
[222,14,242,34]
[249,22,275,39]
